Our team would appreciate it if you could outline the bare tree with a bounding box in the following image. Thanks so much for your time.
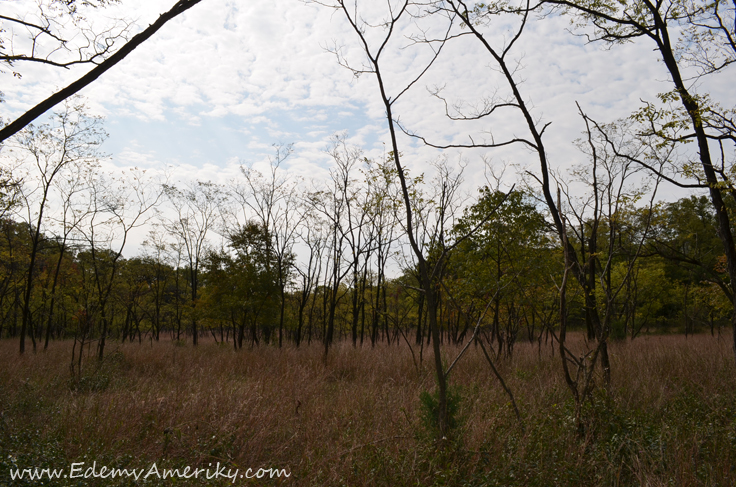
[320,0,454,434]
[394,0,621,384]
[293,209,326,347]
[163,180,226,346]
[78,167,162,360]
[319,0,516,437]
[7,97,104,353]
[0,0,204,144]
[324,135,373,348]
[231,145,301,347]
[362,155,401,346]
[42,150,97,349]
[305,140,357,355]
[0,164,22,219]
[1,0,129,74]
[532,0,736,361]
[166,230,188,341]
[550,110,663,429]
[140,225,175,341]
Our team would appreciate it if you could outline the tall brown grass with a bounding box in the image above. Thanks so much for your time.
[1,333,734,486]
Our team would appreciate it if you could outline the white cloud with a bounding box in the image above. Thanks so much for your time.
[2,0,733,208]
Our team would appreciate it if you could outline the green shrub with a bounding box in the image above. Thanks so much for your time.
[419,386,462,438]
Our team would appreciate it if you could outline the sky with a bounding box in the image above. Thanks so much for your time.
[1,0,734,254]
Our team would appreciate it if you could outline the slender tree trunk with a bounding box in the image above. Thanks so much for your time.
[191,270,198,347]
[422,268,448,437]
[415,291,424,346]
[646,2,736,364]
[278,266,286,347]
[351,265,359,347]
[359,265,367,346]
[21,220,45,354]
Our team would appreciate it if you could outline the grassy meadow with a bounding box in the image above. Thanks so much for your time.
[1,333,735,486]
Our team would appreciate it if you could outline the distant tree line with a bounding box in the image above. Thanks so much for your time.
[0,103,730,366]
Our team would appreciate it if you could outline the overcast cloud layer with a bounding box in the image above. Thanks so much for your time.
[2,0,734,196]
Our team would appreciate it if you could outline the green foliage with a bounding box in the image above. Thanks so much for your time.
[442,187,558,348]
[419,386,462,439]
[0,166,21,219]
[201,221,282,345]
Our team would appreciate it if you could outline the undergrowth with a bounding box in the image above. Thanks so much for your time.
[0,334,734,486]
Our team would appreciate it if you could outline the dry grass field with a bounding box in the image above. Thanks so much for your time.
[1,333,735,486]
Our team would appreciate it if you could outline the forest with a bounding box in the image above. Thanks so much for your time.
[0,122,732,360]
[1,0,735,485]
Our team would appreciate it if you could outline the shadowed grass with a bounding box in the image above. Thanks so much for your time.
[0,333,734,486]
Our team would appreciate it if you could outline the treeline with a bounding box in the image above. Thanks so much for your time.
[0,106,730,361]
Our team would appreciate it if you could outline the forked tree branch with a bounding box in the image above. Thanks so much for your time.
[0,0,203,144]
